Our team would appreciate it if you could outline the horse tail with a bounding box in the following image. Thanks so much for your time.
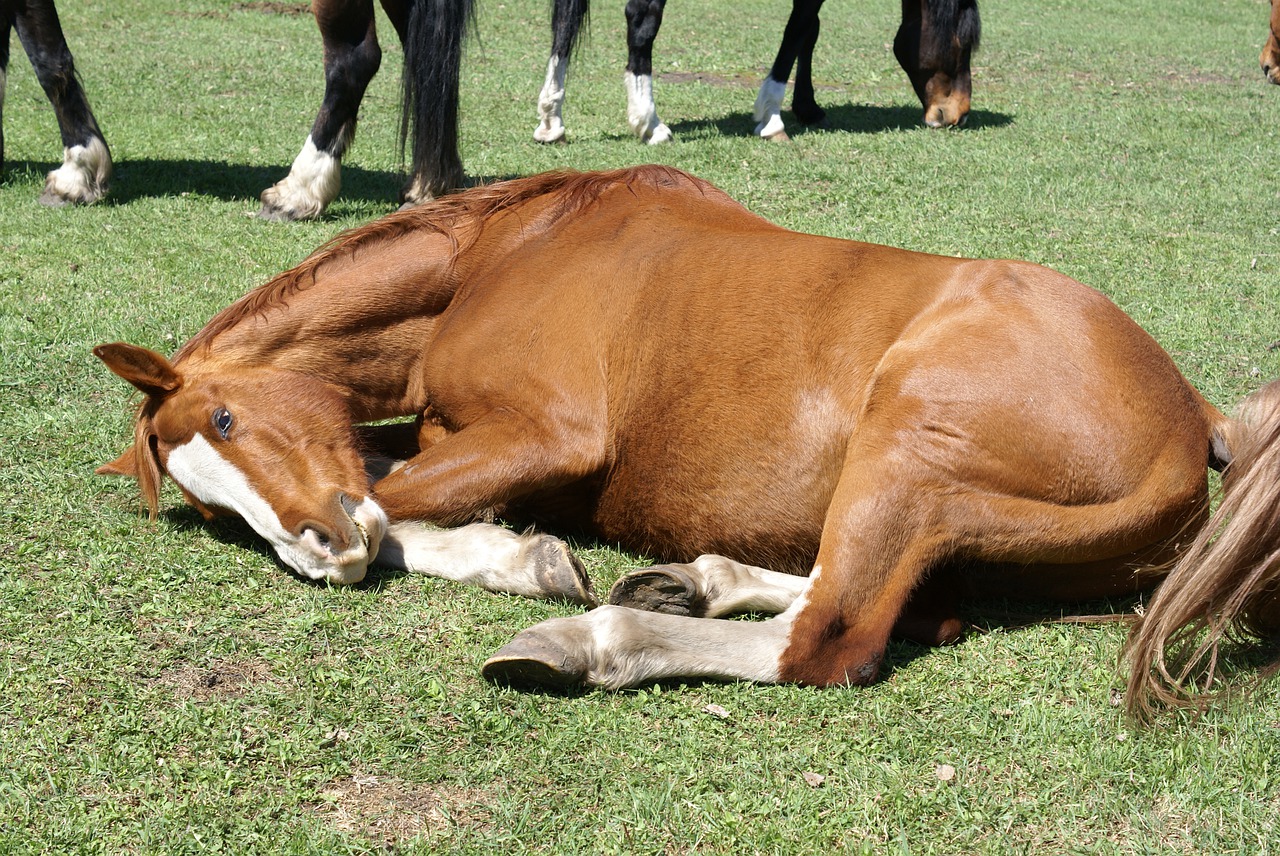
[1125,379,1280,722]
[400,0,477,198]
[921,0,982,63]
[551,0,591,60]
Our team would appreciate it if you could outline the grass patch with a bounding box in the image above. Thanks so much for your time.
[2,0,1279,852]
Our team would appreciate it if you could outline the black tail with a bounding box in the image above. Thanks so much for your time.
[400,0,477,200]
[921,0,981,64]
[550,0,590,60]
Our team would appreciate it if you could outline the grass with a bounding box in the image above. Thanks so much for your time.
[2,0,1279,852]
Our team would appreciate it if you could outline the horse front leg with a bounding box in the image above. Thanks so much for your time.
[259,0,381,221]
[13,0,111,206]
[378,521,596,605]
[623,0,672,143]
[368,410,604,604]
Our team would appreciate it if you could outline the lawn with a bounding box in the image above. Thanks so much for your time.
[1,0,1278,852]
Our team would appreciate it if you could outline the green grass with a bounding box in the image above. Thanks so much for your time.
[3,0,1280,852]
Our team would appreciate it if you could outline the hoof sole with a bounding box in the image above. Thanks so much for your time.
[608,565,702,616]
[483,634,587,690]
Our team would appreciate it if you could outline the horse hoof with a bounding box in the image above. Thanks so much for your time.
[483,632,588,690]
[533,125,567,144]
[257,197,321,222]
[607,565,702,616]
[764,129,791,143]
[530,535,598,606]
[645,123,674,145]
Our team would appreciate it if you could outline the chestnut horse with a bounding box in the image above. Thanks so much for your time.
[536,0,981,145]
[95,165,1280,718]
[1263,0,1280,85]
[1,0,111,206]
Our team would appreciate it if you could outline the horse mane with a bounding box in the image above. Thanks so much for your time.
[922,0,981,63]
[175,164,714,363]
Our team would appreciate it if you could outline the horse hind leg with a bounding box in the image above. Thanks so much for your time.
[13,0,111,206]
[259,0,381,221]
[534,0,588,143]
[623,0,672,143]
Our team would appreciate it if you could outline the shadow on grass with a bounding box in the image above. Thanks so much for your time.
[4,157,407,211]
[665,103,1013,139]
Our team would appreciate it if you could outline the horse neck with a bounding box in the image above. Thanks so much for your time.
[187,224,484,422]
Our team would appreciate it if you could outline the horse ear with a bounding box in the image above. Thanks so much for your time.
[96,446,139,478]
[93,342,182,398]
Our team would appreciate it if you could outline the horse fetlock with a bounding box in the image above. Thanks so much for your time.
[607,565,703,616]
[258,136,340,221]
[523,534,597,606]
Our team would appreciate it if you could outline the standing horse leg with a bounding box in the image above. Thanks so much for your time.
[753,0,823,141]
[259,0,381,221]
[1,8,9,177]
[623,0,672,143]
[11,0,111,206]
[535,0,589,143]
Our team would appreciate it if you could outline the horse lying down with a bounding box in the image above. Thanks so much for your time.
[95,165,1280,718]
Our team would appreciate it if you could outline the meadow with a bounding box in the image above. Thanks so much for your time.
[1,0,1278,852]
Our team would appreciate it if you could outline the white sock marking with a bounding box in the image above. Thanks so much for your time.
[534,56,568,143]
[260,136,341,220]
[41,135,111,205]
[624,72,673,144]
[753,77,788,139]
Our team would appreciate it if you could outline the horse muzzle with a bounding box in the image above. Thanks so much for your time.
[285,494,389,585]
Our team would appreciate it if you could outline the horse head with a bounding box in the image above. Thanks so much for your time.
[1263,0,1280,85]
[94,342,388,585]
[894,0,981,128]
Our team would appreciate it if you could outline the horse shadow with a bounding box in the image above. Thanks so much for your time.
[668,103,1013,138]
[163,509,1183,700]
[3,157,406,210]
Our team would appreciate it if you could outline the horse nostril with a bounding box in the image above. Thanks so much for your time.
[301,523,336,554]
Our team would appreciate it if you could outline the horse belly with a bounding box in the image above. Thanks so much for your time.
[587,432,840,575]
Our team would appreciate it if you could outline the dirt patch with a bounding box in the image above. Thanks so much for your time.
[311,774,493,846]
[156,657,275,701]
[658,71,759,89]
[233,1,312,15]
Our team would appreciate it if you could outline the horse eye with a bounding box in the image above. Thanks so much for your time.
[212,407,234,440]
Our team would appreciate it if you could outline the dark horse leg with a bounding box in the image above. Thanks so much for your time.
[1,0,111,205]
[753,0,824,141]
[893,0,981,127]
[622,0,672,143]
[259,0,472,221]
[534,0,588,142]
